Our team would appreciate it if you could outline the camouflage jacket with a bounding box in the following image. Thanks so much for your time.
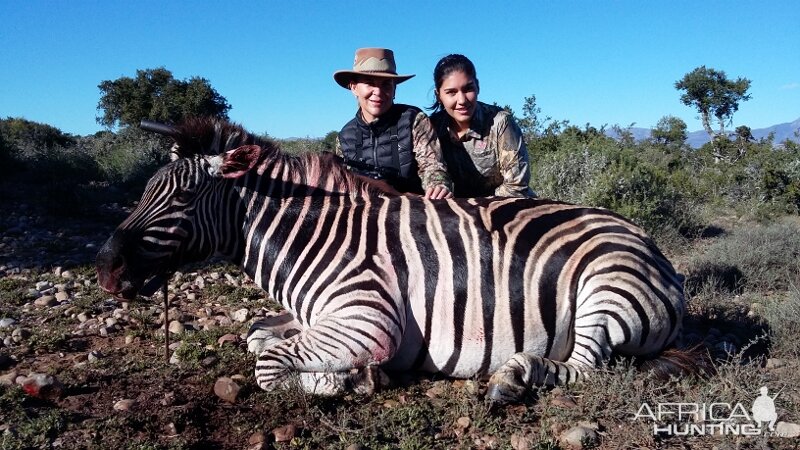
[334,109,452,193]
[431,102,536,198]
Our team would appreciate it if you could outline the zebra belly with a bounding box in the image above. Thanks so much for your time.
[384,306,554,378]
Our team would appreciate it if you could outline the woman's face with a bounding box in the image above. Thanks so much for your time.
[437,70,479,129]
[350,76,395,122]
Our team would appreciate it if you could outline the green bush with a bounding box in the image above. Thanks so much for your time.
[688,138,800,216]
[531,126,697,234]
[81,127,170,187]
[0,117,100,181]
[275,137,328,156]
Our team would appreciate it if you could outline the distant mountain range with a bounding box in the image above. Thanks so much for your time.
[605,117,800,148]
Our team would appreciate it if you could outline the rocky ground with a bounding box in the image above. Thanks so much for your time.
[2,178,800,449]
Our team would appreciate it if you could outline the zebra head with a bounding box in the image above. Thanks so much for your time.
[96,133,265,299]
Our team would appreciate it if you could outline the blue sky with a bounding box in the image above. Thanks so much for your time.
[1,1,798,138]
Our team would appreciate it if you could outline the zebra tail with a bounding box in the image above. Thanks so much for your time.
[636,344,715,381]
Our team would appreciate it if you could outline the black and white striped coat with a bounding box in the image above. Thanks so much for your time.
[96,118,686,402]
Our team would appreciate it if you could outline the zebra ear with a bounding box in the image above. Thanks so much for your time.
[211,145,263,178]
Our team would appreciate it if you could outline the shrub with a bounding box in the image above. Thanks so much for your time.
[531,127,697,235]
[80,127,170,187]
[688,139,800,216]
[0,117,100,182]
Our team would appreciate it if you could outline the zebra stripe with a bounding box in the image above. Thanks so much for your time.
[96,118,687,402]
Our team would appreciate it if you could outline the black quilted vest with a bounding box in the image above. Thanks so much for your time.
[338,104,422,194]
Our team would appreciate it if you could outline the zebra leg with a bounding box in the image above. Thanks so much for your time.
[254,316,398,396]
[486,353,590,404]
[247,311,303,355]
[486,319,615,403]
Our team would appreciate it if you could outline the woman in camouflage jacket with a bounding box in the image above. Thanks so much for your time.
[429,54,536,198]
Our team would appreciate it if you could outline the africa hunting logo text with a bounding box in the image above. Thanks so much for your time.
[633,386,784,436]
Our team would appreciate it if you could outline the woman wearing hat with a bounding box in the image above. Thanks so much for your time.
[334,48,453,199]
[429,54,536,198]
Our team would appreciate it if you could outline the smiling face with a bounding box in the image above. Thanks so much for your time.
[350,75,396,122]
[436,70,479,132]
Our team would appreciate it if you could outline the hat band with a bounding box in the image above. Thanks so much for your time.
[354,57,396,74]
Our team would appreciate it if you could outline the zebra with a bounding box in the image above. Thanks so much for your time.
[96,117,693,403]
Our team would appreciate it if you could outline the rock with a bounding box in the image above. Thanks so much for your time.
[11,328,30,343]
[213,377,240,403]
[77,312,90,323]
[124,335,136,345]
[247,430,268,450]
[0,318,16,329]
[164,422,178,436]
[775,421,800,438]
[559,424,599,449]
[216,316,232,327]
[61,270,74,279]
[551,394,578,409]
[0,370,19,385]
[231,308,250,323]
[455,416,471,429]
[19,373,64,399]
[765,358,785,370]
[248,430,266,444]
[462,379,480,395]
[34,295,58,307]
[510,432,534,450]
[200,356,218,367]
[383,399,400,408]
[113,399,136,411]
[54,291,69,302]
[217,334,239,346]
[88,350,104,363]
[168,321,185,334]
[425,381,447,398]
[272,424,297,442]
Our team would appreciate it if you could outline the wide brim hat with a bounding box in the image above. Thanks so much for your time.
[333,48,415,89]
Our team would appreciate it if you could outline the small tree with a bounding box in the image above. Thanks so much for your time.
[97,67,231,129]
[517,94,552,141]
[675,66,751,145]
[651,115,688,147]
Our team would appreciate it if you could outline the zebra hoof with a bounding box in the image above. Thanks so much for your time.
[485,381,525,405]
[346,366,389,395]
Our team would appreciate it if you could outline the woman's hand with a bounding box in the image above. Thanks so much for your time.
[425,185,454,199]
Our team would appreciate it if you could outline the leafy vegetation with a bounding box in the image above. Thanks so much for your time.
[96,67,231,129]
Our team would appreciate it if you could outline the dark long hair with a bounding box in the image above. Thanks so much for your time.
[428,54,479,113]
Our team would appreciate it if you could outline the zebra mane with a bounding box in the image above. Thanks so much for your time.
[171,117,398,197]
